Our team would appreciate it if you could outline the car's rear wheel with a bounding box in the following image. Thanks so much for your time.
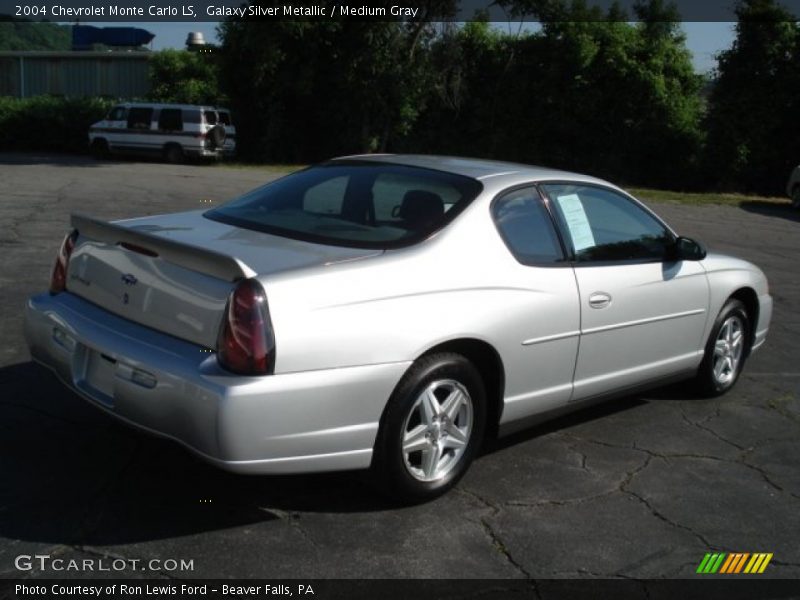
[372,353,486,503]
[695,299,750,396]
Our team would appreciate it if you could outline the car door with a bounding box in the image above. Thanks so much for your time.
[540,182,710,401]
[491,185,581,424]
[103,105,128,148]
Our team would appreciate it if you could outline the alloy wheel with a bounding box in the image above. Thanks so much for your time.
[401,379,473,482]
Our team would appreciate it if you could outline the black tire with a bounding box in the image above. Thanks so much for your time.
[792,185,800,209]
[206,125,226,150]
[695,299,751,397]
[90,138,109,159]
[163,144,184,164]
[372,352,486,503]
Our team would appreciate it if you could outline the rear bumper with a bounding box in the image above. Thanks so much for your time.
[24,292,409,474]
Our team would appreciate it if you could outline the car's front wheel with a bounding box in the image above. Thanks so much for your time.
[372,353,486,503]
[696,298,751,396]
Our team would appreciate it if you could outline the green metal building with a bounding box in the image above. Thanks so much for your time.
[0,51,150,98]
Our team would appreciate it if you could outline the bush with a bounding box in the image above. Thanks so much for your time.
[0,96,114,153]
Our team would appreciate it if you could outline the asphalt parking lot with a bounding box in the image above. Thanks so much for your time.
[0,153,798,581]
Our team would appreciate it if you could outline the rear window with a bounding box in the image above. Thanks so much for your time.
[218,111,232,125]
[205,162,483,249]
[203,110,218,125]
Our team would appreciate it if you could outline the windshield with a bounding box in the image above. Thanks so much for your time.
[204,162,482,248]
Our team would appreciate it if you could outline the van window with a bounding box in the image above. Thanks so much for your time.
[203,110,218,125]
[183,110,201,124]
[218,111,232,126]
[108,106,127,121]
[127,108,153,130]
[158,108,183,132]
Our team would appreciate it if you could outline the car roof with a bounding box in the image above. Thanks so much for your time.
[330,154,614,188]
[115,102,219,111]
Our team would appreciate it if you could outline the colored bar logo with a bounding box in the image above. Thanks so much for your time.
[696,552,773,574]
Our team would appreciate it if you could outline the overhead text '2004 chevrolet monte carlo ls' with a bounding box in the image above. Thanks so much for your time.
[24,155,772,501]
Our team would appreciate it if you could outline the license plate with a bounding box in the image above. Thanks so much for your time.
[84,350,117,403]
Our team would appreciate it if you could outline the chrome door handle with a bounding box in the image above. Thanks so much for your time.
[588,292,612,309]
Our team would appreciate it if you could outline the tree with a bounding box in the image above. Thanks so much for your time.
[148,49,224,105]
[217,2,455,162]
[0,18,71,51]
[413,0,703,188]
[704,0,800,194]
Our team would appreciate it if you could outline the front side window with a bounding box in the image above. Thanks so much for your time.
[205,162,482,248]
[492,187,564,265]
[108,106,127,121]
[542,183,673,262]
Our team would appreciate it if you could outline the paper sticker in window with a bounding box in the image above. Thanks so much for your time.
[555,193,595,252]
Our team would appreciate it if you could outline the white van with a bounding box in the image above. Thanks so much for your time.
[89,103,236,162]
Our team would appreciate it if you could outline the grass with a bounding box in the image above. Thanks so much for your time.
[629,187,789,207]
[216,161,302,173]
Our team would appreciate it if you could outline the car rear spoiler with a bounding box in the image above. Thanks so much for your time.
[71,213,256,282]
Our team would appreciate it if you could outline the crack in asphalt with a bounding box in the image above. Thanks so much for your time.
[766,393,800,424]
[505,491,617,509]
[258,507,320,550]
[676,407,800,502]
[678,406,747,452]
[71,544,185,580]
[454,488,538,592]
[618,454,716,550]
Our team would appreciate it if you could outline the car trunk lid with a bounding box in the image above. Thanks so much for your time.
[66,210,382,348]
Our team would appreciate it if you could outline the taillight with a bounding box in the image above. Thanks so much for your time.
[49,229,78,295]
[217,279,275,375]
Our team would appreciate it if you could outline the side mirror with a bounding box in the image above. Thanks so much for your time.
[667,236,707,261]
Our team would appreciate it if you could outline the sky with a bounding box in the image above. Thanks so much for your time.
[99,21,736,74]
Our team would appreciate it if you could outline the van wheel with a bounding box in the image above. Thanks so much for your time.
[163,144,184,164]
[372,353,486,503]
[91,139,109,159]
[695,299,751,397]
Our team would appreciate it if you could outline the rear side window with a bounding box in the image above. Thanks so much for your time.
[205,162,483,249]
[158,108,183,132]
[218,111,232,126]
[127,108,152,130]
[492,187,564,264]
[183,110,201,124]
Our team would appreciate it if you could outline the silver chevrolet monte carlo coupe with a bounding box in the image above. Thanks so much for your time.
[25,155,772,501]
